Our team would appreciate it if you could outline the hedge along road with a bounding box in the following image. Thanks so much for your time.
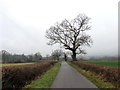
[51,61,98,88]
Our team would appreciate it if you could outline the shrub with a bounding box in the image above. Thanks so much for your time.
[2,61,57,89]
[71,61,120,88]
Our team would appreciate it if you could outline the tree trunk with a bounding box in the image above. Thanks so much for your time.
[64,54,67,61]
[57,56,59,61]
[72,50,77,61]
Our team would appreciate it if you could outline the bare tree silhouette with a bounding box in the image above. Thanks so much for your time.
[46,14,92,61]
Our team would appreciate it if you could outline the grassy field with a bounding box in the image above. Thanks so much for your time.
[24,62,61,88]
[68,62,116,88]
[1,62,35,66]
[82,61,119,67]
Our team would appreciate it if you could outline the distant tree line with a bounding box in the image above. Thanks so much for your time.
[1,50,42,63]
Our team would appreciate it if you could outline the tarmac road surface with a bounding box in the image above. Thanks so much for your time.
[51,61,98,88]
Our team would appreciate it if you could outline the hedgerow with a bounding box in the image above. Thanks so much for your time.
[2,61,57,89]
[71,61,120,88]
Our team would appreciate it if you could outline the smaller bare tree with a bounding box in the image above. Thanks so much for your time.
[46,54,50,60]
[51,49,63,61]
[64,53,68,61]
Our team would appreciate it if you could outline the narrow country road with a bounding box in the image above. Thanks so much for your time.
[51,61,98,88]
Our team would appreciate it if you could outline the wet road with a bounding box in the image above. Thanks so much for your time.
[51,61,98,88]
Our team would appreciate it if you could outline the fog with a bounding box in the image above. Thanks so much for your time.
[0,0,118,57]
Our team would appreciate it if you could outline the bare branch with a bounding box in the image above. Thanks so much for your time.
[46,14,92,61]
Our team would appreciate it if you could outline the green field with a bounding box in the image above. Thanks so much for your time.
[1,62,35,66]
[83,61,119,67]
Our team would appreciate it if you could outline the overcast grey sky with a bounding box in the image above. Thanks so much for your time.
[0,0,118,57]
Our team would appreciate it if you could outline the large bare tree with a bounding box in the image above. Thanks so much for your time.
[46,14,93,61]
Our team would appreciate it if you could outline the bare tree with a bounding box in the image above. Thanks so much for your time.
[46,14,92,61]
[34,52,42,61]
[46,54,50,60]
[64,53,67,61]
[51,49,63,61]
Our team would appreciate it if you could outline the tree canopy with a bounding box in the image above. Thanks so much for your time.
[46,14,93,61]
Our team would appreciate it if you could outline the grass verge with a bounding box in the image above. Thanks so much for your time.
[68,62,116,88]
[24,62,61,88]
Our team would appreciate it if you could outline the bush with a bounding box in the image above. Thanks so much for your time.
[71,61,120,88]
[2,61,57,89]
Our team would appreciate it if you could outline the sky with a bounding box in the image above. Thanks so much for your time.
[0,0,118,57]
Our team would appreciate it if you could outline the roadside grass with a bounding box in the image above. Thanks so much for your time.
[24,62,61,88]
[68,62,116,88]
[82,61,119,67]
[1,62,35,66]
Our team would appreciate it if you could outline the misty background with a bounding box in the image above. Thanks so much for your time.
[0,0,118,58]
